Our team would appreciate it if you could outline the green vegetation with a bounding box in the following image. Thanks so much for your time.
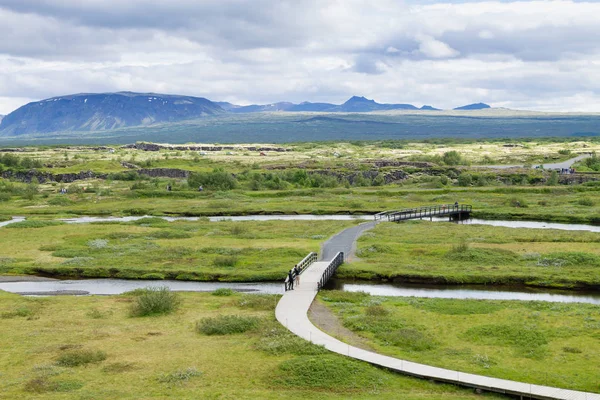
[341,220,600,288]
[319,292,600,393]
[196,314,261,335]
[0,290,490,399]
[56,349,107,367]
[129,287,182,317]
[0,219,354,280]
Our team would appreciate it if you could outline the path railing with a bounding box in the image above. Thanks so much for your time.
[284,252,317,291]
[317,252,344,290]
[376,204,472,222]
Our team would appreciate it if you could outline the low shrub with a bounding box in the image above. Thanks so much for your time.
[157,367,202,386]
[196,315,260,335]
[6,220,65,229]
[213,255,238,267]
[129,286,181,317]
[24,377,84,393]
[56,349,107,367]
[255,323,327,356]
[377,328,437,351]
[274,355,386,390]
[212,288,235,296]
[578,197,595,206]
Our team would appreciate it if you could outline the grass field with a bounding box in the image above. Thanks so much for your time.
[339,220,600,288]
[0,290,499,399]
[0,219,356,280]
[318,291,600,393]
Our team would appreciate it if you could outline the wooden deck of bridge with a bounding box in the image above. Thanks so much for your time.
[375,204,472,222]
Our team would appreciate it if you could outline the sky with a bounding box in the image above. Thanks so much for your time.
[0,0,599,114]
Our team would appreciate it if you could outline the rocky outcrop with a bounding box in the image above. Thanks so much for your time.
[370,160,434,168]
[558,174,600,185]
[137,168,190,178]
[1,170,106,183]
[122,142,290,152]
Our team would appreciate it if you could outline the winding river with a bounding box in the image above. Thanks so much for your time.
[1,214,600,303]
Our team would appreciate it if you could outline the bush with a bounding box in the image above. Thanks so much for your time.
[442,150,463,166]
[24,377,84,393]
[157,367,202,386]
[188,168,237,191]
[274,355,386,389]
[5,220,65,229]
[212,288,235,296]
[56,349,107,367]
[213,255,238,267]
[578,197,595,206]
[196,315,260,335]
[129,286,181,317]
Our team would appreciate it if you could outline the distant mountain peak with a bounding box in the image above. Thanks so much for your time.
[454,102,491,110]
[345,96,376,104]
[0,92,224,136]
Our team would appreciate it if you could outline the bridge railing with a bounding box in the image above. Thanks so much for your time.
[317,252,344,290]
[378,204,472,222]
[284,252,317,291]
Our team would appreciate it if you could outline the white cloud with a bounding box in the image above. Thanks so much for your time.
[0,0,600,113]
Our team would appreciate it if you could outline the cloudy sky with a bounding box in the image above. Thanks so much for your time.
[0,0,599,114]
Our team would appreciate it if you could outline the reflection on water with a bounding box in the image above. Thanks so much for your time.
[0,279,284,295]
[432,218,600,233]
[0,217,25,227]
[325,280,600,305]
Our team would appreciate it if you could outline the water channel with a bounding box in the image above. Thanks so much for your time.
[1,214,600,303]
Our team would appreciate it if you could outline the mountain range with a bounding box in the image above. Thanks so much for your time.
[0,92,491,136]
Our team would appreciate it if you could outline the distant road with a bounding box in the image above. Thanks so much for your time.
[475,153,592,170]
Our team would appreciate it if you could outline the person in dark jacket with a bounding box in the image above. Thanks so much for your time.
[287,269,295,290]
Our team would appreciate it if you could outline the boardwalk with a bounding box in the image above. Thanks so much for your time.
[276,223,600,400]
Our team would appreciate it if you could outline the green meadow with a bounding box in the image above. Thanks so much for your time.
[0,290,499,399]
[318,291,600,393]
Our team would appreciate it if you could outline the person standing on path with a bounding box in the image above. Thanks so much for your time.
[294,265,301,287]
[287,269,295,290]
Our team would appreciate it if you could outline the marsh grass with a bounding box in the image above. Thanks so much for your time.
[212,288,235,296]
[56,349,107,367]
[274,355,387,390]
[129,286,181,317]
[255,321,327,356]
[196,315,260,335]
[157,367,202,386]
[320,293,600,392]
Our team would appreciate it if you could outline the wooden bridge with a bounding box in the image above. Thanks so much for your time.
[375,204,472,222]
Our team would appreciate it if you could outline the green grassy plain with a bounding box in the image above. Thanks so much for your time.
[318,291,600,393]
[0,219,356,280]
[340,220,600,288]
[0,290,498,399]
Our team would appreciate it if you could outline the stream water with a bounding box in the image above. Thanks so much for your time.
[1,214,599,302]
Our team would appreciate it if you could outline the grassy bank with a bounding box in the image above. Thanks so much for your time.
[0,290,496,399]
[0,219,356,281]
[339,220,600,288]
[318,291,600,393]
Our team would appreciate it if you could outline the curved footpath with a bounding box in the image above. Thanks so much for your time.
[276,221,600,400]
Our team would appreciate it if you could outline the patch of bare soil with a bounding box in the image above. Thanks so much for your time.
[308,299,375,352]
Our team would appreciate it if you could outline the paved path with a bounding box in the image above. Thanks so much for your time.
[320,221,377,261]
[276,222,600,400]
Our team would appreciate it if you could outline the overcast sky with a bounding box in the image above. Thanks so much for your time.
[0,0,599,114]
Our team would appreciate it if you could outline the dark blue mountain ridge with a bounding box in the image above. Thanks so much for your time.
[0,92,225,136]
[453,103,491,110]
